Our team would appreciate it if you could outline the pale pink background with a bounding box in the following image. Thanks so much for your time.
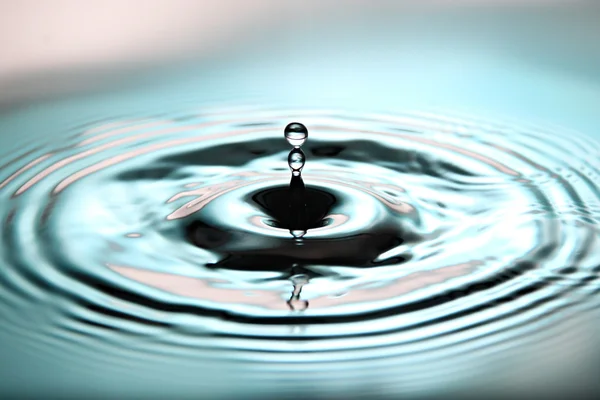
[0,0,579,79]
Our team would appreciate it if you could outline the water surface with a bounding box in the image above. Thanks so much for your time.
[1,99,599,398]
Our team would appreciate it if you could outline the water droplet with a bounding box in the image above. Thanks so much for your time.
[284,122,308,147]
[291,230,306,238]
[288,148,305,174]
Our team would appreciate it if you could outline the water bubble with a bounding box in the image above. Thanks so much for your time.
[284,122,308,147]
[288,148,305,175]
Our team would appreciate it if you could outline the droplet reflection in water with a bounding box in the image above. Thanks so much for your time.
[287,273,310,311]
[0,106,599,399]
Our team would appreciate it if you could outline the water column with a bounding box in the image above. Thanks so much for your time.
[285,122,308,239]
[284,122,310,311]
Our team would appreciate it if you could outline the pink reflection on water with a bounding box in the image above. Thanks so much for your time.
[0,153,52,190]
[314,125,519,176]
[309,261,480,309]
[109,263,288,310]
[108,260,480,311]
[317,213,349,231]
[309,175,414,214]
[166,172,412,222]
[53,126,278,193]
[166,177,274,220]
[78,120,171,145]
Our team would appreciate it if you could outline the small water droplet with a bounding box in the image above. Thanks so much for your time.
[284,122,308,147]
[288,148,305,173]
[291,230,306,238]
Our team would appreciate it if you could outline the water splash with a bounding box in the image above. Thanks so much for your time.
[0,106,599,398]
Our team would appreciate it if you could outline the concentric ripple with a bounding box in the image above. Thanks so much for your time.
[1,106,600,398]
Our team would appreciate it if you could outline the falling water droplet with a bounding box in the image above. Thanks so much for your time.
[284,122,308,148]
[288,148,305,176]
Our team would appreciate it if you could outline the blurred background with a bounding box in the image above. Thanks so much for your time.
[1,0,599,135]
